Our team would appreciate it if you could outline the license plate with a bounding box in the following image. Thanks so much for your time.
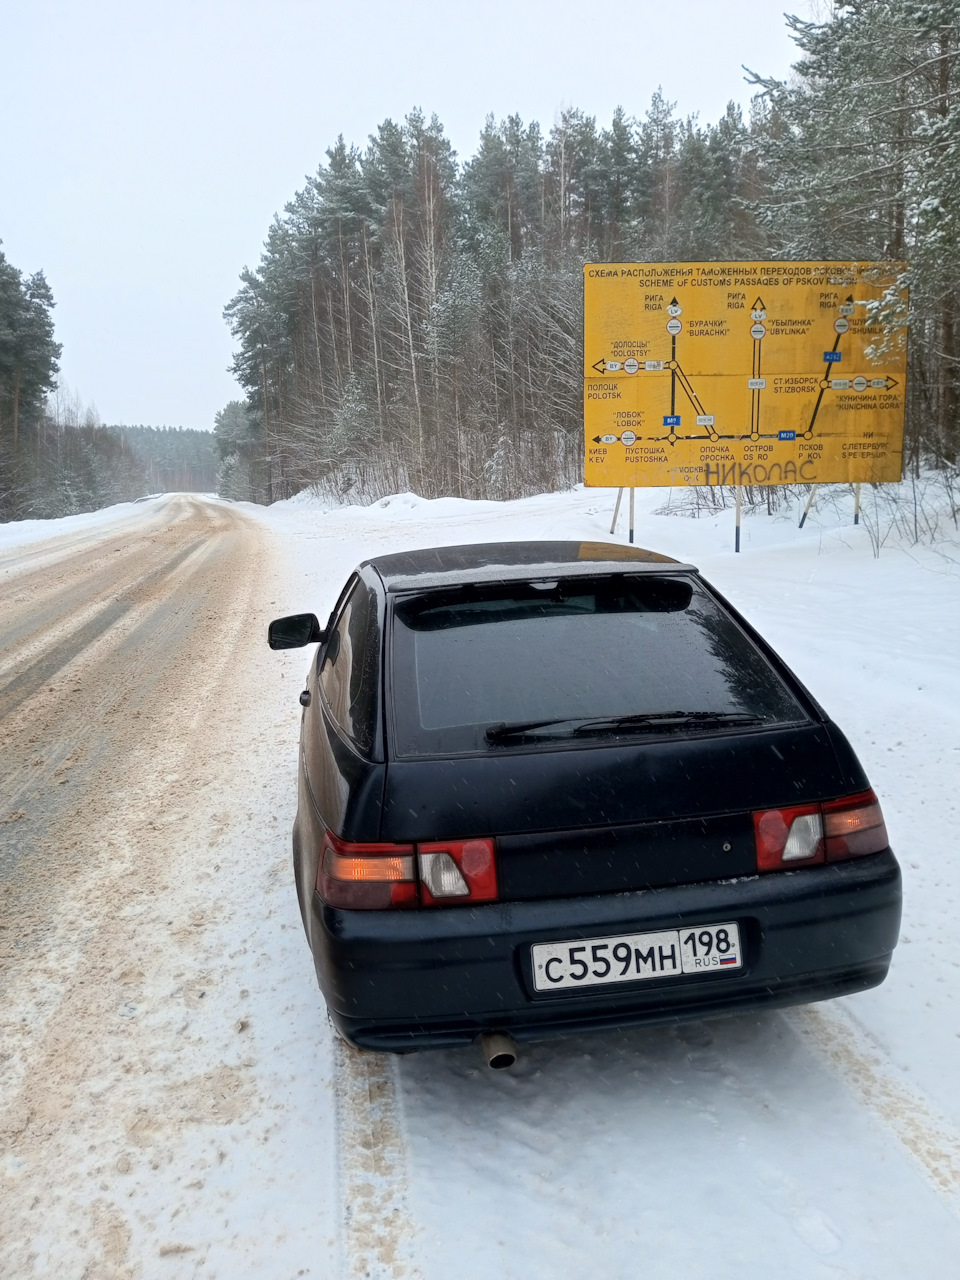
[531,922,742,993]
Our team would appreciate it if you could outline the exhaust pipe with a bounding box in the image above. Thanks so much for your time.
[480,1031,517,1070]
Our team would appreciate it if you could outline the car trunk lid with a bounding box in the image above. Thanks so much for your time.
[380,722,858,898]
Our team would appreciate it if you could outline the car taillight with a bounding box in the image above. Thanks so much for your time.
[418,839,498,906]
[317,832,498,909]
[822,790,889,861]
[754,803,824,870]
[754,789,888,872]
[318,831,417,909]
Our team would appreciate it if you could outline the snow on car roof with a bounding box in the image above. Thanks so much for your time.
[363,540,695,592]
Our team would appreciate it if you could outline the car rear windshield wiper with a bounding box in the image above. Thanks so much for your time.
[572,710,766,735]
[485,718,580,743]
[485,710,765,743]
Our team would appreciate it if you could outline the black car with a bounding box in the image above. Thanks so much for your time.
[269,541,900,1060]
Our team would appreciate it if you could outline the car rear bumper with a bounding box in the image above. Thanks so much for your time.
[311,850,901,1051]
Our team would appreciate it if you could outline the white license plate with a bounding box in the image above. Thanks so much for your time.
[531,922,742,993]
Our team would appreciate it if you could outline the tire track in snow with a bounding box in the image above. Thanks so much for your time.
[334,1039,421,1279]
[0,536,203,720]
[792,1004,960,1212]
[0,497,275,1277]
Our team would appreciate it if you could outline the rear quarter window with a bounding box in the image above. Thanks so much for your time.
[389,575,806,756]
[319,578,381,756]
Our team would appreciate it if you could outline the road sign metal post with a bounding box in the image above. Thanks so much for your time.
[628,487,635,544]
[610,487,624,535]
[735,486,742,553]
[799,484,819,529]
[854,483,862,525]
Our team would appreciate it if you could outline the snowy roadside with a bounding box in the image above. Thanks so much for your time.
[247,481,960,1279]
[0,495,178,556]
[2,484,959,1279]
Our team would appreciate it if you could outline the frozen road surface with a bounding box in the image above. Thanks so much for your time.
[1,489,959,1279]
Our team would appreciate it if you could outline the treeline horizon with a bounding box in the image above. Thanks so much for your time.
[0,240,219,519]
[4,2,958,521]
[220,0,960,507]
[0,368,218,519]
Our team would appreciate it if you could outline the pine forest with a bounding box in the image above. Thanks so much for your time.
[218,2,960,507]
[2,2,959,519]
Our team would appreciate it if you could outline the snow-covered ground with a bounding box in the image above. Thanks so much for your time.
[3,482,960,1278]
[0,493,172,554]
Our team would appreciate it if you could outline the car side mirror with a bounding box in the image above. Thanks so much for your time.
[268,613,326,649]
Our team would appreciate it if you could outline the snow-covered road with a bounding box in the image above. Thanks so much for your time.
[2,487,959,1278]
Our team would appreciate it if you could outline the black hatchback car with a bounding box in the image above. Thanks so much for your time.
[269,541,900,1055]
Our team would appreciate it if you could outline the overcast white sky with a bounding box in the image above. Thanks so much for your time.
[0,0,812,430]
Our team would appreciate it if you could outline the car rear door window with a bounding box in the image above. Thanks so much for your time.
[389,575,807,755]
[319,579,380,756]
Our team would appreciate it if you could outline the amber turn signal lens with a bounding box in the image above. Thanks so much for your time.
[823,791,888,861]
[318,831,417,909]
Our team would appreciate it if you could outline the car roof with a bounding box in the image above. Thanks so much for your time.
[361,540,697,593]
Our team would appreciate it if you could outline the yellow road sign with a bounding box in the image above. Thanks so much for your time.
[583,261,908,488]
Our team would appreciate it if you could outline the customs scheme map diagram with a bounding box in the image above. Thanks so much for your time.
[583,261,908,488]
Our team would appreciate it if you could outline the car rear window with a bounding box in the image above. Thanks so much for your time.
[389,575,807,756]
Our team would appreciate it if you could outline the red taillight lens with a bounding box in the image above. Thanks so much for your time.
[754,789,888,872]
[418,838,498,906]
[317,831,416,909]
[823,790,889,861]
[754,803,824,870]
